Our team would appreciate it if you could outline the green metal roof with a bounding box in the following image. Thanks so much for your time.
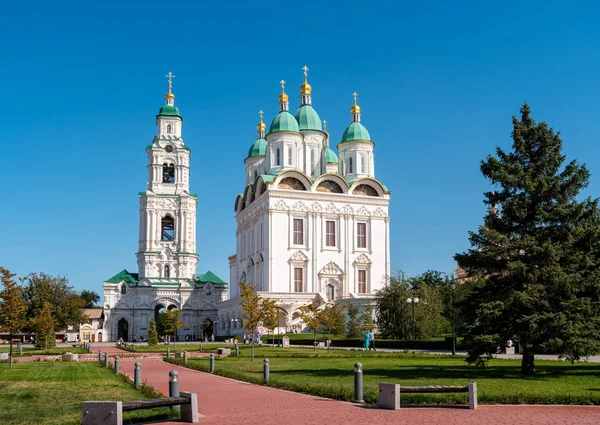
[269,111,299,133]
[247,138,267,158]
[341,121,371,142]
[196,270,227,285]
[325,147,338,163]
[294,105,322,131]
[105,269,138,284]
[260,174,277,183]
[157,105,181,118]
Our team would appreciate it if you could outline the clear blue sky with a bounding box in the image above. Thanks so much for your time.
[1,1,599,296]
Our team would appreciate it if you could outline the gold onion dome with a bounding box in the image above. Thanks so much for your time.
[166,91,175,100]
[300,65,312,95]
[279,79,289,103]
[257,110,267,131]
[351,91,360,114]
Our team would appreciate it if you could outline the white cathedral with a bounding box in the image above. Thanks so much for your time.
[102,69,390,341]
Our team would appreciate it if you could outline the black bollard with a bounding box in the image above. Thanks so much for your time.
[104,352,109,368]
[134,362,141,388]
[263,358,270,382]
[235,345,239,357]
[167,347,171,359]
[98,350,102,363]
[354,362,364,403]
[169,370,180,411]
[210,353,215,373]
[114,356,120,375]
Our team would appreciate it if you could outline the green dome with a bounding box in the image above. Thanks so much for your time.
[325,147,338,163]
[341,121,371,142]
[247,138,267,158]
[269,111,300,133]
[157,105,181,118]
[294,105,322,131]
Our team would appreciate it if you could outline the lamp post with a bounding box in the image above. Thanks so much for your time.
[451,282,456,355]
[406,297,419,340]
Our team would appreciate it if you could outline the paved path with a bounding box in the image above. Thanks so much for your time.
[118,358,600,425]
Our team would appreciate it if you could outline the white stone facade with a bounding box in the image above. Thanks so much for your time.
[102,80,227,342]
[223,76,391,335]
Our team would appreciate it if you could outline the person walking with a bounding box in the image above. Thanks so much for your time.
[368,329,376,351]
[363,331,370,351]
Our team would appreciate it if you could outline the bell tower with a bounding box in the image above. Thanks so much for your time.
[136,73,198,281]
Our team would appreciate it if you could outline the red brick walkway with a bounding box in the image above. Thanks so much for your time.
[118,359,600,425]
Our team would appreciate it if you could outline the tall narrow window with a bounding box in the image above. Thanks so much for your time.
[361,155,366,173]
[358,270,367,293]
[164,265,170,278]
[288,147,292,165]
[326,284,335,300]
[121,284,127,295]
[293,218,304,245]
[310,149,315,173]
[276,148,281,166]
[294,267,303,292]
[325,220,336,247]
[167,124,172,134]
[357,222,367,248]
[162,163,175,183]
[260,222,264,249]
[161,216,175,241]
[348,157,353,173]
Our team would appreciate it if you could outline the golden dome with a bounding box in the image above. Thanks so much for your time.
[300,81,312,95]
[166,92,175,100]
[257,110,267,131]
[351,91,360,114]
[279,79,288,103]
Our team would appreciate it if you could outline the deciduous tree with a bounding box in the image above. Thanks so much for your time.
[239,282,263,361]
[164,309,187,343]
[456,103,600,375]
[0,267,27,368]
[80,290,100,309]
[30,302,57,350]
[319,302,345,352]
[299,303,321,351]
[261,298,278,347]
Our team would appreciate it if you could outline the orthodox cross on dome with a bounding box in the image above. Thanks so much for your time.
[353,91,358,105]
[259,110,264,121]
[302,65,309,80]
[166,72,176,86]
[323,119,327,132]
[280,79,286,92]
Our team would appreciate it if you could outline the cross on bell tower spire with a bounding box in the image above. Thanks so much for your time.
[165,72,176,105]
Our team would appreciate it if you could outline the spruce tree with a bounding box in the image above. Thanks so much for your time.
[456,103,600,375]
[147,319,159,346]
[346,303,363,338]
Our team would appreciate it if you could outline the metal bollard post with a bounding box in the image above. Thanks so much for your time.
[134,362,141,388]
[235,345,239,357]
[354,362,364,403]
[263,358,270,382]
[19,344,22,356]
[104,352,109,368]
[132,342,136,352]
[199,342,203,352]
[167,347,171,359]
[114,356,120,375]
[169,370,180,411]
[210,353,215,373]
[184,350,188,365]
[98,350,102,363]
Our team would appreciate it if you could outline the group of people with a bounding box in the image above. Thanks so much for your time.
[363,329,376,351]
[241,333,261,345]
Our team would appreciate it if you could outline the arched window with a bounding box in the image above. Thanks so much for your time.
[276,148,281,166]
[360,155,366,173]
[254,170,258,179]
[162,163,175,183]
[167,124,172,134]
[348,157,353,174]
[326,284,335,300]
[161,216,175,241]
[121,284,126,295]
[164,265,170,278]
[288,147,292,165]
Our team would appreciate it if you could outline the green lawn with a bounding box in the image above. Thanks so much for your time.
[168,346,600,405]
[0,346,88,356]
[0,362,177,425]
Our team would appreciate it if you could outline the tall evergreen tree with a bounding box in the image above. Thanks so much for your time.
[456,104,600,375]
[346,303,362,338]
[147,319,159,346]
